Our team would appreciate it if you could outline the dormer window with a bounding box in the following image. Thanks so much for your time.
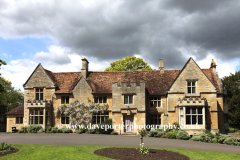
[150,96,161,107]
[36,89,43,100]
[61,96,69,104]
[187,81,196,94]
[94,96,107,103]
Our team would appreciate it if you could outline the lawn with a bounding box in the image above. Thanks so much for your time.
[1,144,240,160]
[229,126,240,133]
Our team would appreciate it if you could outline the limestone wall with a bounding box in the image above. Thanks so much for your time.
[6,115,24,132]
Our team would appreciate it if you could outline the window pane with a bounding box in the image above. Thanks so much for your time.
[157,101,161,107]
[35,110,38,115]
[92,116,96,124]
[40,110,43,115]
[61,96,65,104]
[103,96,107,103]
[35,116,38,124]
[101,116,104,123]
[188,87,191,93]
[129,96,133,104]
[97,116,100,124]
[29,116,33,125]
[94,96,98,103]
[40,89,43,92]
[192,87,196,94]
[30,110,34,115]
[66,117,69,124]
[150,97,153,101]
[150,101,153,107]
[192,108,196,114]
[20,117,23,124]
[105,112,109,116]
[198,108,202,114]
[158,118,161,125]
[150,119,154,125]
[154,97,157,100]
[186,108,190,114]
[46,116,49,125]
[155,119,157,124]
[192,82,195,86]
[180,115,184,125]
[188,82,191,86]
[192,115,197,124]
[61,117,65,124]
[99,96,102,103]
[36,89,39,92]
[39,116,43,124]
[186,116,191,124]
[154,102,157,107]
[40,93,43,100]
[66,96,69,104]
[124,96,128,104]
[46,111,49,116]
[16,117,19,124]
[180,108,183,115]
[198,116,203,124]
[36,93,39,100]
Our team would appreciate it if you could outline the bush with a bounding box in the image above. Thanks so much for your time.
[176,130,190,140]
[191,135,200,141]
[76,127,87,134]
[211,138,217,143]
[88,129,95,134]
[62,127,73,133]
[166,131,178,139]
[199,132,212,143]
[172,122,180,131]
[154,131,164,138]
[27,125,43,133]
[218,134,231,144]
[203,130,214,138]
[139,129,147,137]
[50,127,58,133]
[223,137,239,145]
[37,128,44,133]
[147,130,155,137]
[1,142,12,151]
[95,119,113,134]
[47,126,52,132]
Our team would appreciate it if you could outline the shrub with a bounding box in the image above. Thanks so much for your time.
[191,135,200,141]
[62,127,73,133]
[37,128,44,133]
[172,122,180,131]
[139,129,147,137]
[18,126,27,133]
[50,127,58,133]
[211,138,217,143]
[154,131,164,138]
[203,130,214,138]
[1,142,12,151]
[27,125,43,133]
[95,119,113,134]
[223,137,239,145]
[47,126,52,132]
[199,132,212,143]
[77,127,87,134]
[88,129,95,134]
[166,131,178,139]
[218,134,231,144]
[18,128,24,133]
[147,130,155,137]
[176,130,190,140]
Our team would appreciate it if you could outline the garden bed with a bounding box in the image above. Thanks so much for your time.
[94,148,190,160]
[0,148,19,158]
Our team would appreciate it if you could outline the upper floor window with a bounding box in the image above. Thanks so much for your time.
[94,96,107,103]
[187,81,196,94]
[36,89,43,100]
[61,96,69,104]
[150,97,161,107]
[124,95,133,104]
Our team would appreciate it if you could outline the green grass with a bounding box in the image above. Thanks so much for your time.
[229,126,240,133]
[1,144,240,160]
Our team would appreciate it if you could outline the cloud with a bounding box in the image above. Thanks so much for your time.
[34,45,71,64]
[0,0,240,82]
[1,53,12,57]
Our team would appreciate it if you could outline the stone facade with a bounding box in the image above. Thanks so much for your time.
[6,57,228,135]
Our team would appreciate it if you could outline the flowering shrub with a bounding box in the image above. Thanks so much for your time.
[139,143,149,155]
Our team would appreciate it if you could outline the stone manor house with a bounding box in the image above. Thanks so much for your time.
[6,57,229,135]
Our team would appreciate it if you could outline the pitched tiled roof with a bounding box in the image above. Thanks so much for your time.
[6,104,24,115]
[46,68,220,95]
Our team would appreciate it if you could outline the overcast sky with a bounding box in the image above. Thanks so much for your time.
[1,0,240,91]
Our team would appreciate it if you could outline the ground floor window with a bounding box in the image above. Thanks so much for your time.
[185,107,203,125]
[29,109,44,125]
[149,114,161,125]
[16,117,23,124]
[92,112,109,124]
[61,113,69,124]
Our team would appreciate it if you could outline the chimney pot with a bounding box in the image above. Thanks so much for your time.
[159,59,164,70]
[81,58,89,78]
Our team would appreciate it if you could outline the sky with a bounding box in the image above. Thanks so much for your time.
[0,0,240,91]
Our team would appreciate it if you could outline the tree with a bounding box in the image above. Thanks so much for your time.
[0,77,24,114]
[0,59,7,92]
[104,56,153,71]
[55,99,108,128]
[222,71,240,126]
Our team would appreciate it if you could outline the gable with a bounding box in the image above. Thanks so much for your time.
[168,58,217,95]
[23,64,55,88]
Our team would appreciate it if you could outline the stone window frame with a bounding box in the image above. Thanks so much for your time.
[185,107,203,125]
[16,117,23,124]
[149,113,161,125]
[149,96,161,107]
[124,95,133,104]
[94,96,107,104]
[61,113,69,125]
[29,109,44,125]
[92,111,109,124]
[35,88,44,100]
[61,96,69,104]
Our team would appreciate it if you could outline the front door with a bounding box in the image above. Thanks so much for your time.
[124,116,134,132]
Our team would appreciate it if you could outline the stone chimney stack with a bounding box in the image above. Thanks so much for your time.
[138,66,143,71]
[81,57,89,79]
[210,59,217,74]
[159,59,164,70]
